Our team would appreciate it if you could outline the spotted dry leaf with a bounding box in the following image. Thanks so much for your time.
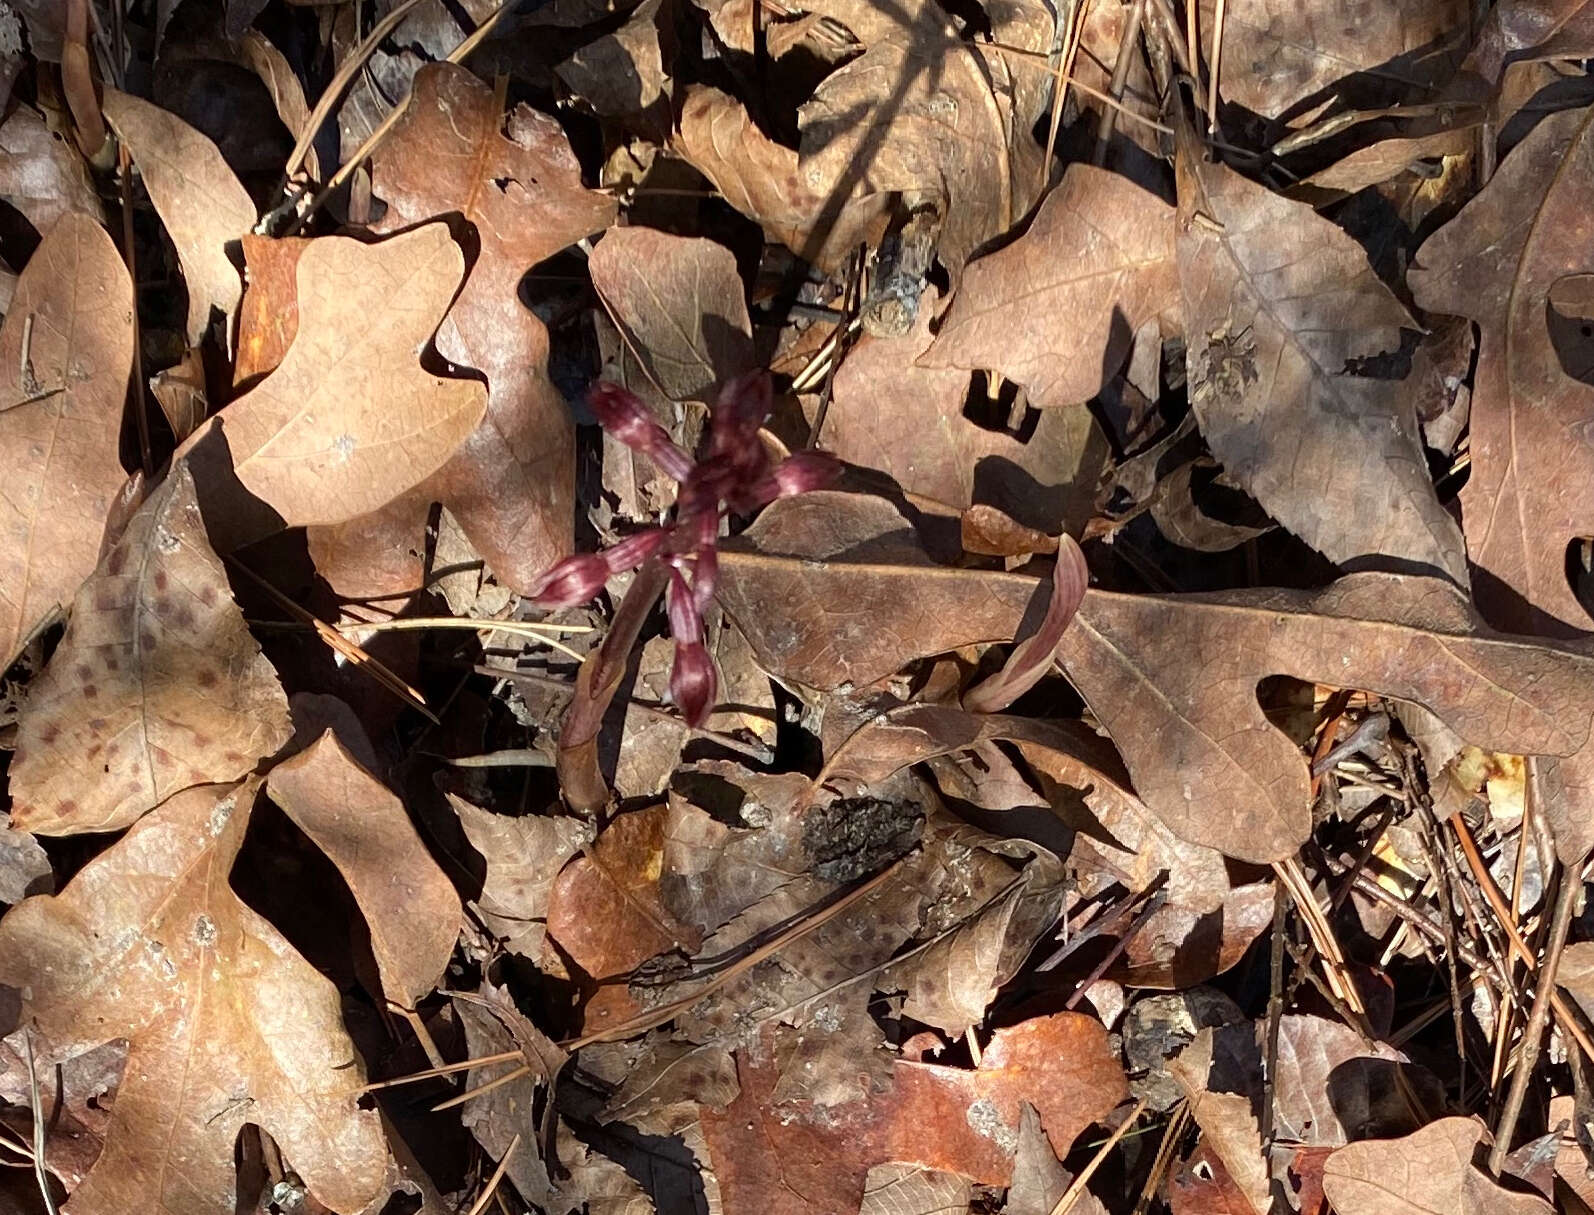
[8,464,291,836]
[0,212,134,670]
[0,781,392,1215]
[1175,129,1467,586]
[219,223,486,526]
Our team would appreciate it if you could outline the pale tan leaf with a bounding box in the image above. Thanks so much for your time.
[266,731,461,1007]
[0,105,98,233]
[219,223,486,526]
[921,165,1179,408]
[589,227,753,402]
[449,793,593,960]
[102,88,256,348]
[9,464,291,836]
[0,212,134,669]
[0,781,392,1215]
[1323,1117,1552,1214]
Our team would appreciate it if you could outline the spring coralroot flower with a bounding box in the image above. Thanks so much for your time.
[529,372,841,726]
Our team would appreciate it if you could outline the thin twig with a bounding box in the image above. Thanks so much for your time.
[1488,863,1581,1173]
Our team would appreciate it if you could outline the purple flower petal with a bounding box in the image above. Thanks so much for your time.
[669,641,718,727]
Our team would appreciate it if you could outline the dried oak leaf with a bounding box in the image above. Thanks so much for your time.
[719,492,1594,862]
[8,464,291,836]
[921,165,1179,409]
[797,30,1045,274]
[101,88,255,348]
[218,222,486,527]
[0,781,391,1215]
[1462,0,1594,90]
[589,227,753,402]
[673,85,892,274]
[1323,1117,1552,1214]
[1409,103,1594,634]
[0,822,50,904]
[826,285,1108,534]
[0,212,134,670]
[1175,133,1467,585]
[0,105,98,234]
[1198,0,1467,119]
[360,62,616,592]
[449,792,593,960]
[265,731,460,1007]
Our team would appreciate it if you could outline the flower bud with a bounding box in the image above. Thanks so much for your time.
[588,382,695,481]
[669,641,718,727]
[601,527,669,574]
[528,553,609,608]
[666,569,703,644]
[771,450,842,496]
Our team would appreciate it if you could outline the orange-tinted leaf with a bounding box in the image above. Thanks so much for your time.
[545,804,702,979]
[0,212,134,669]
[9,464,291,836]
[219,223,486,526]
[0,782,392,1215]
[265,731,460,1006]
[101,89,255,348]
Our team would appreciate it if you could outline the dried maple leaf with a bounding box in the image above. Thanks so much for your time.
[0,105,98,234]
[826,285,1107,533]
[0,212,134,670]
[921,165,1179,409]
[1323,1117,1552,1214]
[1410,104,1594,634]
[265,731,460,1007]
[359,62,616,592]
[0,781,392,1215]
[101,89,255,348]
[720,492,1594,862]
[449,792,593,960]
[219,223,486,527]
[588,228,754,402]
[1199,0,1467,119]
[673,86,891,273]
[8,464,291,836]
[1175,133,1467,585]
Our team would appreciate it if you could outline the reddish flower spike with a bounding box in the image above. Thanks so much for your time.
[669,641,717,727]
[528,553,610,608]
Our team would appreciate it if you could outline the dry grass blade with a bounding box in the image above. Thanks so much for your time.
[1049,1098,1147,1215]
[23,1032,57,1215]
[463,1133,521,1215]
[360,1050,525,1093]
